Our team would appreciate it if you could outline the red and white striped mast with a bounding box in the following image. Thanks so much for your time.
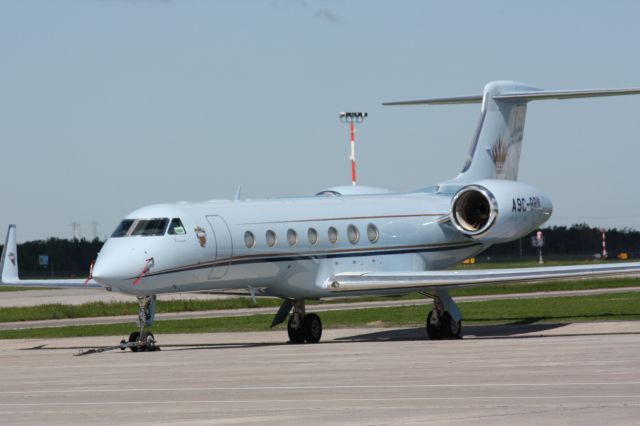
[339,112,368,185]
[601,228,608,259]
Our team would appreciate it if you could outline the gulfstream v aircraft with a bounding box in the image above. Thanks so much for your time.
[3,80,640,351]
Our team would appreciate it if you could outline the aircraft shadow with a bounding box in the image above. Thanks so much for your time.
[334,324,568,342]
[20,320,640,354]
[337,320,640,342]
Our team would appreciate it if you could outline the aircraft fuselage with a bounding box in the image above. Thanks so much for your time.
[92,185,550,298]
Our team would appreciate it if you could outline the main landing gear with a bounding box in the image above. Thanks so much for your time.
[120,295,159,352]
[425,290,463,340]
[272,299,322,344]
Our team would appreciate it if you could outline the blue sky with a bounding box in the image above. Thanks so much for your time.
[2,0,640,241]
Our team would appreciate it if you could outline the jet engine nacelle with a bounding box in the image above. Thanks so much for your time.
[450,180,553,243]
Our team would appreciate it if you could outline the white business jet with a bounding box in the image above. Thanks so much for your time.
[3,80,640,351]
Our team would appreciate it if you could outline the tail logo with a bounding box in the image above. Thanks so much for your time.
[8,253,16,266]
[490,136,510,176]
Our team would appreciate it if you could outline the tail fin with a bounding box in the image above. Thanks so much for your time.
[384,81,640,183]
[0,225,19,284]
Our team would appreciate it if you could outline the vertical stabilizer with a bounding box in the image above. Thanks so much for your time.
[384,80,640,185]
[453,81,535,182]
[0,225,19,284]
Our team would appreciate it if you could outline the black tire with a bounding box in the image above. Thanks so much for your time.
[128,331,140,352]
[440,312,462,339]
[302,313,322,344]
[287,316,305,344]
[426,310,442,340]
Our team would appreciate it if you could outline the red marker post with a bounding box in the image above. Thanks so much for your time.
[339,112,367,185]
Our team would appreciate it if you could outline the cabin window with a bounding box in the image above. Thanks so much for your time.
[328,226,338,244]
[111,219,135,238]
[266,230,277,247]
[244,231,255,248]
[167,218,187,235]
[287,229,298,246]
[347,224,360,244]
[131,218,169,237]
[367,223,380,243]
[308,228,318,245]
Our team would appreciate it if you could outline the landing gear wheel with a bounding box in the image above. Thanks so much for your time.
[426,310,442,340]
[441,312,462,339]
[302,313,322,343]
[142,332,156,351]
[128,331,141,352]
[287,316,305,344]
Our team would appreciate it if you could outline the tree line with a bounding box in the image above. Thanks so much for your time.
[2,238,103,279]
[1,224,639,278]
[482,224,640,260]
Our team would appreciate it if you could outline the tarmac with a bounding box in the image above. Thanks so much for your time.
[1,322,640,425]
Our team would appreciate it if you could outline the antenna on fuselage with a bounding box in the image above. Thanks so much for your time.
[339,112,367,186]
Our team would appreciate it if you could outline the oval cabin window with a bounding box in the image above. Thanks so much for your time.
[266,230,277,247]
[367,223,379,243]
[328,226,338,244]
[287,229,298,246]
[347,224,360,244]
[308,228,318,245]
[244,231,255,248]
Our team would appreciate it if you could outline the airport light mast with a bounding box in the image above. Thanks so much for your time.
[601,228,608,259]
[339,112,367,185]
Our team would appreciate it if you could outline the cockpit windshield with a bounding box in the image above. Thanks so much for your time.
[168,218,187,235]
[111,219,135,237]
[131,218,170,236]
[110,218,170,237]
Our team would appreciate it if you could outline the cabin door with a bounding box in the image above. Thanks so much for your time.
[206,215,233,279]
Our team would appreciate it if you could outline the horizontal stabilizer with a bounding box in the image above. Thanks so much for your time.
[383,86,640,106]
[382,95,482,106]
[494,88,640,102]
[327,262,640,294]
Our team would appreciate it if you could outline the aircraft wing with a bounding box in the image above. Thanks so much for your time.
[1,225,102,289]
[327,262,640,294]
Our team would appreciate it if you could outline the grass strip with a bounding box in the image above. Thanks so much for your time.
[0,278,638,323]
[1,291,640,340]
[0,286,52,292]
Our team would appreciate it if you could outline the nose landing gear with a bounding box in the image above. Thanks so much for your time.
[119,295,159,352]
[75,295,159,356]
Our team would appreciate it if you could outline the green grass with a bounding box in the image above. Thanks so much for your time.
[449,278,640,297]
[452,259,619,269]
[2,291,640,340]
[0,286,52,292]
[0,278,638,324]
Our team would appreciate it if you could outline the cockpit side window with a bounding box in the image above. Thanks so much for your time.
[131,218,169,236]
[167,218,187,235]
[111,219,135,238]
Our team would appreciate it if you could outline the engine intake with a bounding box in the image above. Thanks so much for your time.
[448,180,553,243]
[451,185,498,236]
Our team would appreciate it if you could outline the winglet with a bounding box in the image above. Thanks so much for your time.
[0,225,19,284]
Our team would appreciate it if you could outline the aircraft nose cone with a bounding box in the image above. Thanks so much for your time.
[90,259,109,282]
[92,256,123,285]
[92,252,139,290]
